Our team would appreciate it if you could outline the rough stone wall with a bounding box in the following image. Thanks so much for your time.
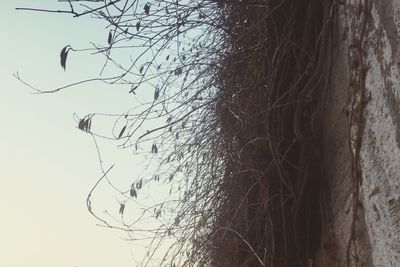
[316,1,400,266]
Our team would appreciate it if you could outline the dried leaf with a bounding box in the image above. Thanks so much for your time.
[154,89,160,100]
[78,117,91,131]
[78,119,85,131]
[60,46,70,71]
[174,68,182,76]
[86,117,91,131]
[118,126,126,139]
[119,203,125,215]
[140,66,144,74]
[130,186,137,198]
[136,21,140,32]
[151,143,158,154]
[83,119,89,131]
[136,179,142,189]
[107,30,112,44]
[144,3,150,15]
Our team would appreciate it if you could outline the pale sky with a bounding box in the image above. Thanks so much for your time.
[0,1,156,266]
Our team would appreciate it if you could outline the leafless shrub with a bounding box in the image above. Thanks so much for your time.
[17,0,336,266]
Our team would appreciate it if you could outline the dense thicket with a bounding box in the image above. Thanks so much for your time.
[20,0,335,265]
[208,1,333,265]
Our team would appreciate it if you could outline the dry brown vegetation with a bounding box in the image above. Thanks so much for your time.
[208,0,334,266]
[19,0,337,265]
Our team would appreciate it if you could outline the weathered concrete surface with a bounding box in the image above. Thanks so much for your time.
[316,1,400,266]
[360,0,400,265]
